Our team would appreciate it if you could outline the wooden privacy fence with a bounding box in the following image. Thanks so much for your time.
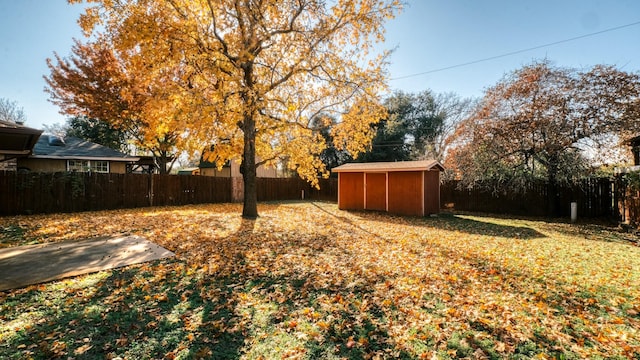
[440,178,616,218]
[1,172,150,215]
[0,172,232,215]
[0,172,337,216]
[1,170,626,220]
[257,177,337,202]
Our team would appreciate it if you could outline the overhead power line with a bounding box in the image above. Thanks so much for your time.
[391,20,640,81]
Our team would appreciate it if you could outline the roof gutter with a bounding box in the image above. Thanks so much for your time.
[29,155,141,162]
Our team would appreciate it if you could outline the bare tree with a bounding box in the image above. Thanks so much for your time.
[361,90,475,162]
[429,92,476,161]
[446,60,640,215]
[0,98,26,124]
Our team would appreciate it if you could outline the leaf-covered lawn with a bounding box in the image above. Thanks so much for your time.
[1,202,639,359]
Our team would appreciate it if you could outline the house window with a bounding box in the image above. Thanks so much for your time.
[91,161,109,173]
[67,160,109,173]
[67,160,88,172]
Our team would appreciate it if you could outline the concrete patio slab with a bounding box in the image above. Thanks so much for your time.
[0,235,175,291]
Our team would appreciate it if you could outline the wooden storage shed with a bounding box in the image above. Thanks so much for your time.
[332,160,445,216]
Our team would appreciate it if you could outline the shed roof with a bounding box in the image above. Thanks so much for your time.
[31,135,138,162]
[332,159,445,173]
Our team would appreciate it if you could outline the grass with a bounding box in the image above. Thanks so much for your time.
[1,201,639,359]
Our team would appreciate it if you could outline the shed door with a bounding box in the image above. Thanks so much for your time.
[338,172,364,210]
[365,173,386,211]
[388,171,423,216]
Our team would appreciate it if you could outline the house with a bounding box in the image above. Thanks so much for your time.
[17,135,139,173]
[198,158,280,178]
[187,143,284,178]
[332,160,445,217]
[0,120,42,171]
[177,167,200,175]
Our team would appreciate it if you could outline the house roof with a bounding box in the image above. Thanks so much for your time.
[0,120,43,156]
[177,167,200,174]
[332,159,445,173]
[199,159,231,169]
[31,135,139,162]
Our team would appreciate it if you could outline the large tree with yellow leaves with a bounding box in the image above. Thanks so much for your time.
[57,0,401,218]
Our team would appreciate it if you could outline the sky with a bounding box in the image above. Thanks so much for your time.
[0,0,639,131]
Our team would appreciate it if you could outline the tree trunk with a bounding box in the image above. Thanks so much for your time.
[154,152,170,174]
[242,115,258,219]
[240,56,258,218]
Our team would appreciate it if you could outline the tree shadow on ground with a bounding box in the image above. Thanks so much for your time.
[442,210,639,245]
[424,213,544,239]
[311,203,640,358]
[0,213,409,359]
[314,203,545,240]
[0,216,253,359]
[3,202,639,359]
[440,209,640,243]
[1,258,251,359]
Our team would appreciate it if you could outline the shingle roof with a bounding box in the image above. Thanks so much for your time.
[332,159,445,173]
[31,135,138,162]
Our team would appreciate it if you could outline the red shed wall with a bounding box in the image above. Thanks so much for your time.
[365,173,386,211]
[388,171,423,216]
[338,172,364,210]
[423,170,440,214]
